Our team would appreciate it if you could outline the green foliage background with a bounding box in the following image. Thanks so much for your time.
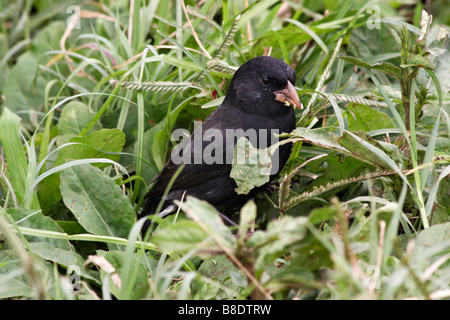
[0,0,449,300]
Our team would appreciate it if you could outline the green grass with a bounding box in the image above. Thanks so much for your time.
[0,0,449,300]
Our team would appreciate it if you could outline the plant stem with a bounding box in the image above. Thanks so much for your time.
[400,25,411,133]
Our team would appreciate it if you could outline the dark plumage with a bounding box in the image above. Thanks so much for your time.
[140,56,301,229]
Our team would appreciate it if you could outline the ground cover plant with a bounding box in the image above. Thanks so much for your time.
[0,0,449,300]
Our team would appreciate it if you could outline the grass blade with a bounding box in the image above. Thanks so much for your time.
[286,18,329,56]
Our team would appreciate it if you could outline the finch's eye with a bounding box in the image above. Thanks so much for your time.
[261,77,270,85]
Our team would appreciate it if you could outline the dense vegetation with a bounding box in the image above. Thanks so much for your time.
[0,0,449,300]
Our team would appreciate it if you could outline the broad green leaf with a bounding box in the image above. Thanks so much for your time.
[343,130,410,187]
[338,131,392,170]
[176,196,234,246]
[152,130,169,171]
[151,220,210,254]
[2,52,47,113]
[3,21,65,113]
[238,200,257,241]
[38,129,125,213]
[265,266,316,292]
[308,207,336,225]
[347,103,396,132]
[56,101,102,146]
[142,95,192,185]
[252,216,308,276]
[415,222,450,248]
[290,127,348,153]
[0,250,32,299]
[141,123,164,190]
[400,54,435,70]
[338,54,402,80]
[60,164,135,248]
[307,154,371,195]
[8,208,71,250]
[230,137,272,195]
[59,129,125,167]
[290,128,398,181]
[56,220,87,235]
[192,255,242,300]
[28,242,99,284]
[436,176,450,208]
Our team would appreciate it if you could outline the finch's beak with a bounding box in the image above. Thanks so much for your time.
[274,81,302,109]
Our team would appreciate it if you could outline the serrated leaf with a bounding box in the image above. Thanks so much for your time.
[290,127,348,153]
[252,216,308,276]
[192,255,242,299]
[304,154,371,200]
[290,127,380,168]
[347,103,396,132]
[176,196,234,246]
[338,54,402,80]
[338,131,391,170]
[151,220,210,254]
[60,164,135,249]
[400,54,435,70]
[230,137,272,195]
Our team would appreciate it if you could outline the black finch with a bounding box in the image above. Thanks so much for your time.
[140,56,302,230]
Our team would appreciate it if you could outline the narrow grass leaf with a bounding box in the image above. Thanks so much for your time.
[286,19,329,56]
[425,165,450,217]
[0,108,39,209]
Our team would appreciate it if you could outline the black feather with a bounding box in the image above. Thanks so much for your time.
[140,56,298,230]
